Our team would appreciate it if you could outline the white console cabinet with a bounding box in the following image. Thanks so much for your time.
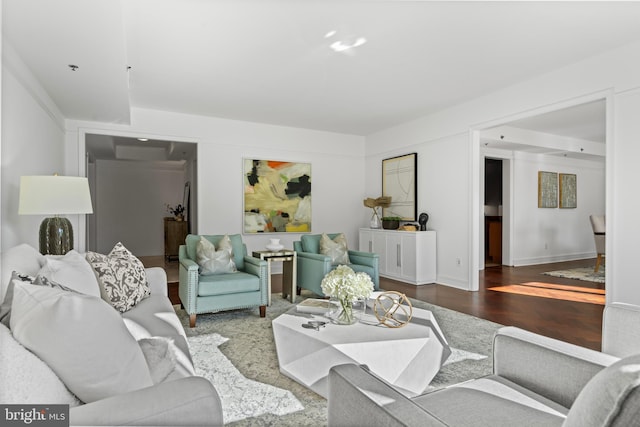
[359,228,436,285]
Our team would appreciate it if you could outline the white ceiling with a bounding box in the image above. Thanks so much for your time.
[4,1,640,139]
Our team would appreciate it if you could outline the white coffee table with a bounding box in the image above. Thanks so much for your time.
[272,305,450,398]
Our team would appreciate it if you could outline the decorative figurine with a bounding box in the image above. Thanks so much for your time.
[418,212,429,231]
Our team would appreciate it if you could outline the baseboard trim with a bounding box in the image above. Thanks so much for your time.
[513,252,595,267]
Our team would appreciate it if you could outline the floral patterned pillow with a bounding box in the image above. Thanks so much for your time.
[86,243,150,313]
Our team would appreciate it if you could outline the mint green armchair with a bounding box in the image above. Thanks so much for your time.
[179,234,268,327]
[294,233,379,297]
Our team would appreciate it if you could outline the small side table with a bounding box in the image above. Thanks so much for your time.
[252,250,297,305]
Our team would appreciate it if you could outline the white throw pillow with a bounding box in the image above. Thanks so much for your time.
[137,336,197,384]
[1,243,45,300]
[1,272,79,328]
[0,323,81,406]
[320,233,350,265]
[86,242,151,313]
[196,235,237,275]
[9,282,154,403]
[39,250,101,297]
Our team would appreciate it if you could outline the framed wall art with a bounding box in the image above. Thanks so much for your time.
[538,171,558,208]
[382,153,417,220]
[559,173,577,209]
[243,159,311,233]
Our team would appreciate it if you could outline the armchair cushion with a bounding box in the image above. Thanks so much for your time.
[301,234,323,253]
[320,233,350,265]
[196,235,237,275]
[197,272,260,296]
[564,353,640,427]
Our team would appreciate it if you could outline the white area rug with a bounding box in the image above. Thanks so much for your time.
[444,348,487,366]
[543,267,605,283]
[187,332,484,424]
[188,333,304,424]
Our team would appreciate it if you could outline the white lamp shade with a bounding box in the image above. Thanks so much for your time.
[19,176,93,215]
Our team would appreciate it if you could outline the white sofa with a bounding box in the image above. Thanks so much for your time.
[0,244,223,426]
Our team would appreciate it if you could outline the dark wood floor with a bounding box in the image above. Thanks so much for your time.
[382,258,604,351]
[142,256,604,351]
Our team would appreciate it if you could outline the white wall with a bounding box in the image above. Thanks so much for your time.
[65,108,366,257]
[510,153,605,266]
[610,88,640,305]
[365,39,640,304]
[1,43,66,251]
[94,159,185,255]
[365,133,471,289]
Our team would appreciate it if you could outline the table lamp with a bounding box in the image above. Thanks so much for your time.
[18,175,93,255]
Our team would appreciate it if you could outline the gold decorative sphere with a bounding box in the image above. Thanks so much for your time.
[372,291,413,328]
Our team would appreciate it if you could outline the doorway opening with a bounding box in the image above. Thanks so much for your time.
[484,158,503,267]
[84,134,197,258]
[473,95,607,292]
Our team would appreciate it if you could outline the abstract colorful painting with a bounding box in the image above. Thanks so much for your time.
[244,159,311,233]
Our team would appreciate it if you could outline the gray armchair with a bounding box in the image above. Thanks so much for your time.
[294,233,379,297]
[328,302,640,426]
[590,214,606,273]
[179,234,268,327]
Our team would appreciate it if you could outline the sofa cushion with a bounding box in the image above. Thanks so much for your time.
[138,337,181,384]
[197,272,260,296]
[564,353,640,427]
[320,233,350,265]
[10,281,154,403]
[0,323,81,406]
[122,294,194,376]
[196,235,237,275]
[412,375,567,426]
[39,250,100,297]
[86,242,151,313]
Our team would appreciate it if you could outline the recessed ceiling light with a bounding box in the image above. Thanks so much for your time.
[330,37,367,53]
[325,30,337,38]
[137,138,149,142]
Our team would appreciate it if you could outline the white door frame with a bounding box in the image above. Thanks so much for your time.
[469,90,612,292]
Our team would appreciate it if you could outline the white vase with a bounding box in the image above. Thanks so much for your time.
[266,238,284,251]
[329,297,366,325]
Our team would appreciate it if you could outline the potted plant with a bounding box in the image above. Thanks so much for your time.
[381,216,401,230]
[166,203,185,221]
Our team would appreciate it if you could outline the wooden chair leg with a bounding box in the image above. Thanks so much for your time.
[189,314,196,328]
[594,254,602,273]
[259,305,266,318]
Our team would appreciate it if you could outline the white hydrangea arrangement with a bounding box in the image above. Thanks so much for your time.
[321,265,374,324]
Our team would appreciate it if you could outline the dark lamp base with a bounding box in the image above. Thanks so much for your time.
[39,217,73,255]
